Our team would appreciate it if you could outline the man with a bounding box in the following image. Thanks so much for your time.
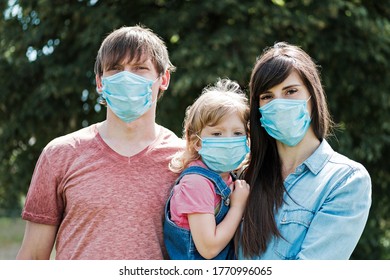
[16,25,184,259]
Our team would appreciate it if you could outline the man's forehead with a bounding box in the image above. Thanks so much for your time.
[102,50,159,73]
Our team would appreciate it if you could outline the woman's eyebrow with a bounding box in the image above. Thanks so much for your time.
[282,84,302,90]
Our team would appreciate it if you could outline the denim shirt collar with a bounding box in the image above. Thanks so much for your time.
[301,139,334,175]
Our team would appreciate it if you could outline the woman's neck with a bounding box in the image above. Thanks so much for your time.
[277,131,320,179]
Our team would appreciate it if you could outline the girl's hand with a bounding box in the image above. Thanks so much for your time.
[229,179,250,209]
[188,179,250,259]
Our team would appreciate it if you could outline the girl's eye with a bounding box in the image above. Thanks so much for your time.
[211,132,222,136]
[234,131,244,136]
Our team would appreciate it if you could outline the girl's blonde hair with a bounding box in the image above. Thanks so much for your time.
[169,78,249,173]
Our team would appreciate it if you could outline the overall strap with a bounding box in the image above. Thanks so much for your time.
[176,166,231,202]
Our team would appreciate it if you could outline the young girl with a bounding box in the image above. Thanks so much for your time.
[164,78,251,260]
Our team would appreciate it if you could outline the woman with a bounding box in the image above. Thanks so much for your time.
[237,42,371,260]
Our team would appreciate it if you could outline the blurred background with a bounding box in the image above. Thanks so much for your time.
[0,0,389,259]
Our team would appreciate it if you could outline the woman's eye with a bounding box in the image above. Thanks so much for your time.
[286,88,298,95]
[259,94,272,100]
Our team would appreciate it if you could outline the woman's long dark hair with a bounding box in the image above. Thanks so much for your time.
[238,42,333,258]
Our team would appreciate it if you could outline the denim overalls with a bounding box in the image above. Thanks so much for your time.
[164,166,233,260]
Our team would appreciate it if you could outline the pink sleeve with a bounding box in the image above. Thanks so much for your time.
[22,148,64,225]
[172,174,217,215]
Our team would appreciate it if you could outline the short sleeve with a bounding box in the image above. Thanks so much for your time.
[169,173,220,229]
[22,148,64,225]
[173,174,217,215]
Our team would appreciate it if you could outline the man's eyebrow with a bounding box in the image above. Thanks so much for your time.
[123,56,149,66]
[131,61,148,66]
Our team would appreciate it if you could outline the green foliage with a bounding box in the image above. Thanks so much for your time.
[0,0,389,259]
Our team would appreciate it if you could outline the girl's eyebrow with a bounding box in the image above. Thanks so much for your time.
[206,125,223,129]
[208,125,245,130]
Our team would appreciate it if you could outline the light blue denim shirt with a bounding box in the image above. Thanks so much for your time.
[238,140,372,260]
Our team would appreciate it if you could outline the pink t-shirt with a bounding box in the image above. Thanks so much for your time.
[170,160,233,229]
[22,123,184,260]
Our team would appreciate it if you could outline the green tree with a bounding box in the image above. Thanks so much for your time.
[0,0,389,259]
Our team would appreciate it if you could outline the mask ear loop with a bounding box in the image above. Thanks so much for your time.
[193,134,203,153]
[150,75,163,104]
[306,95,313,119]
[155,74,168,100]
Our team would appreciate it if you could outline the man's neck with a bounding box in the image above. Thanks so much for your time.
[97,117,160,157]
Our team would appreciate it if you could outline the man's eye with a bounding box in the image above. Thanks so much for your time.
[106,66,121,73]
[135,66,149,71]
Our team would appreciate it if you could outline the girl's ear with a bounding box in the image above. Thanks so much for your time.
[194,143,201,152]
[246,131,251,146]
[191,136,202,152]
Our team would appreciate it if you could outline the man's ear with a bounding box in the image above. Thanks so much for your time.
[159,70,170,91]
[96,74,103,92]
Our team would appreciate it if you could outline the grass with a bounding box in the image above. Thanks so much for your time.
[0,217,25,260]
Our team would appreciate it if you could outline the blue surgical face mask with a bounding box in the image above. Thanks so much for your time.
[197,136,249,173]
[259,97,311,146]
[101,71,158,123]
